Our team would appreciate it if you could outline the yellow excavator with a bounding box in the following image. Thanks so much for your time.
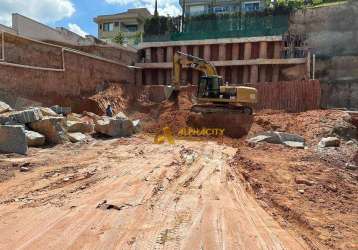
[169,51,258,115]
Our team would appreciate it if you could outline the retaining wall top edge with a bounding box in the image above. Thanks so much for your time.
[139,36,283,49]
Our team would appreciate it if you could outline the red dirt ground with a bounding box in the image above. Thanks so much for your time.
[65,83,358,249]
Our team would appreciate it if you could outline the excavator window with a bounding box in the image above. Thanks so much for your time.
[197,76,221,98]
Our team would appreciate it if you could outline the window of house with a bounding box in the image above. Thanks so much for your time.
[214,6,229,14]
[103,23,114,32]
[99,24,102,30]
[190,5,205,15]
[126,25,138,32]
[114,22,119,27]
[244,2,260,12]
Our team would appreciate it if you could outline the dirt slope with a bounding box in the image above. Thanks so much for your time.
[0,136,308,249]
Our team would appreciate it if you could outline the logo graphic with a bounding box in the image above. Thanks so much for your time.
[154,127,225,144]
[154,126,175,144]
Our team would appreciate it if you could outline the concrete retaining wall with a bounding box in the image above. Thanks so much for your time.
[0,32,135,111]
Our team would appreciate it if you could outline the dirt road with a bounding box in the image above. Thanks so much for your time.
[0,136,308,249]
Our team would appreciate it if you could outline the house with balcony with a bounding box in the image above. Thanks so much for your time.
[180,0,266,16]
[94,8,151,46]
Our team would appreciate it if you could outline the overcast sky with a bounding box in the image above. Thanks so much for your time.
[0,0,181,37]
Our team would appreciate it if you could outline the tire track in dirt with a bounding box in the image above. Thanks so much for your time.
[0,137,310,249]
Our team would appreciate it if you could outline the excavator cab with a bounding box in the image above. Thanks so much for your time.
[197,76,223,99]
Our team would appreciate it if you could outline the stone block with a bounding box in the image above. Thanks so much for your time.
[0,125,27,155]
[25,130,45,147]
[29,117,68,144]
[51,105,71,115]
[9,108,43,124]
[66,120,94,134]
[0,101,11,114]
[133,120,142,133]
[95,117,134,137]
[68,132,87,143]
[319,137,341,147]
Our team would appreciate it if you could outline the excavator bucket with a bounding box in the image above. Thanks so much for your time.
[187,110,254,138]
[163,85,179,101]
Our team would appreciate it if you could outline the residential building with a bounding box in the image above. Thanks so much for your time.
[180,0,266,16]
[94,8,152,46]
[0,13,99,46]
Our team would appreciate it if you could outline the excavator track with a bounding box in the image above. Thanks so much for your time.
[191,104,253,115]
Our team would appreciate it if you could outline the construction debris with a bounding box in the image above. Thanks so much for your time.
[96,200,133,211]
[25,130,46,147]
[0,125,28,155]
[247,131,305,148]
[132,119,142,133]
[319,137,341,148]
[68,132,87,143]
[10,108,43,124]
[29,117,68,144]
[39,107,59,117]
[95,115,134,137]
[50,105,72,115]
[66,120,94,134]
[0,101,12,114]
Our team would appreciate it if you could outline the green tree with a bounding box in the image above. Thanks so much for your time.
[113,32,125,45]
[133,32,142,45]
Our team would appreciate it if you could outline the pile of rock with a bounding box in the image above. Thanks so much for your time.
[0,101,141,155]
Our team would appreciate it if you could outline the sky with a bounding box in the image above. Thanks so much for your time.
[0,0,182,37]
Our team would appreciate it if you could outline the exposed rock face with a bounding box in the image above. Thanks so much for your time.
[0,101,11,114]
[0,125,27,155]
[66,121,94,134]
[25,130,45,147]
[68,132,87,143]
[289,2,358,109]
[319,137,341,148]
[29,117,68,144]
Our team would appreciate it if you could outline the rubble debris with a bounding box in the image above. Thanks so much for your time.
[29,117,68,144]
[330,121,357,140]
[0,125,27,155]
[8,108,43,124]
[247,131,305,148]
[95,115,134,137]
[96,200,132,211]
[50,105,71,116]
[298,189,305,194]
[20,163,31,172]
[283,141,305,149]
[68,132,87,143]
[132,120,142,133]
[39,107,59,117]
[0,101,12,114]
[82,111,101,122]
[345,163,357,171]
[295,177,314,186]
[319,137,341,148]
[66,120,94,134]
[25,130,45,147]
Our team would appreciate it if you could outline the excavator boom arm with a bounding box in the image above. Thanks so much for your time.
[172,51,217,89]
